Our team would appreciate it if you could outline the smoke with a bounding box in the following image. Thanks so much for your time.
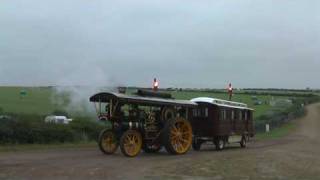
[49,63,120,116]
[51,86,115,116]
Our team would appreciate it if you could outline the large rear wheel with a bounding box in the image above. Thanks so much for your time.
[120,130,143,157]
[162,117,193,155]
[98,129,119,155]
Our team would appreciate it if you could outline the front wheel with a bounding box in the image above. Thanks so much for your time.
[98,129,119,155]
[120,130,143,157]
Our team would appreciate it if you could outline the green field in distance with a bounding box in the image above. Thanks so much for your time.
[0,87,297,118]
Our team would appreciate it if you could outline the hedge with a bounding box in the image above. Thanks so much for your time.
[254,96,320,132]
[0,115,105,144]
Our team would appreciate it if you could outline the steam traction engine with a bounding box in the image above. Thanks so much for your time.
[89,90,196,157]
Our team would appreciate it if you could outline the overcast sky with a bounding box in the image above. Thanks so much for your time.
[0,0,319,88]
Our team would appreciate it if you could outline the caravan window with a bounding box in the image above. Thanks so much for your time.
[220,109,227,121]
[247,111,252,120]
[244,111,248,120]
[204,108,209,117]
[242,110,246,120]
[193,108,209,118]
[192,109,198,117]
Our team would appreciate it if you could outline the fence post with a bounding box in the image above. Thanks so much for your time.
[266,124,270,133]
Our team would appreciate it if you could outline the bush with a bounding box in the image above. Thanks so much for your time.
[69,117,105,142]
[0,114,105,145]
[254,96,319,132]
[51,109,69,117]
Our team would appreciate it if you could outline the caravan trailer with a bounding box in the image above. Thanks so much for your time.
[191,97,254,150]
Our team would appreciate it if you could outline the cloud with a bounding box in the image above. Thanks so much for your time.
[0,0,319,88]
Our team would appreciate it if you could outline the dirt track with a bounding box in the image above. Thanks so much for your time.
[1,103,320,180]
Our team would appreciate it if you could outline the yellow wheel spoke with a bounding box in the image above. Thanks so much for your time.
[182,132,190,135]
[171,134,178,140]
[100,130,118,154]
[167,118,192,154]
[172,126,179,133]
[121,130,142,157]
[177,141,183,152]
[179,138,189,143]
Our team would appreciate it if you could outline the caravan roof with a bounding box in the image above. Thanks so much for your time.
[191,97,254,111]
[89,92,197,107]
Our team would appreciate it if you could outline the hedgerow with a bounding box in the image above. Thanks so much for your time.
[254,95,320,132]
[0,114,105,144]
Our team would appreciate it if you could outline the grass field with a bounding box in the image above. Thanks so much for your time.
[0,87,301,118]
[0,87,59,115]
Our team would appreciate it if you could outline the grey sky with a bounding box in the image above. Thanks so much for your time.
[0,0,319,88]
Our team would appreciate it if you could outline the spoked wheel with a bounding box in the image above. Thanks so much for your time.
[98,129,119,155]
[143,143,162,153]
[215,138,225,151]
[240,135,247,148]
[162,117,193,155]
[120,130,143,157]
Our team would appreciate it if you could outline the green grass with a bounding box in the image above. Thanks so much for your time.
[0,141,96,153]
[255,121,296,140]
[0,86,304,119]
[0,87,66,115]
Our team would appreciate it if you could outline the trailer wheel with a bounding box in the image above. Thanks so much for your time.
[120,130,142,157]
[162,117,193,155]
[192,137,202,151]
[143,143,162,153]
[215,138,225,151]
[98,129,119,155]
[240,136,247,148]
